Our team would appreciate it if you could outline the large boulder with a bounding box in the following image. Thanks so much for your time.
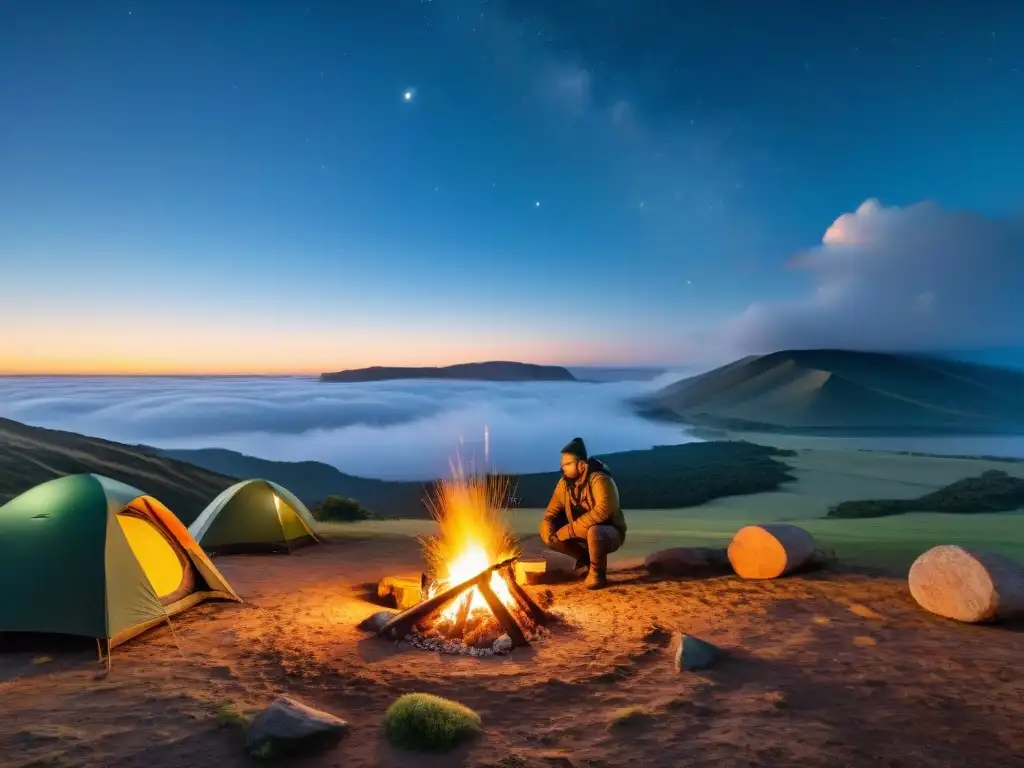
[727,524,816,579]
[908,545,1024,623]
[644,547,731,578]
[245,696,349,758]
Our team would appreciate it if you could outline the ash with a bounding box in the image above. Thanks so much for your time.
[402,622,551,657]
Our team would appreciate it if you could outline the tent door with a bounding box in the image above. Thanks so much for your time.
[116,510,196,606]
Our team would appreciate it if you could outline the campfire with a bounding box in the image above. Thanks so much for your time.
[376,462,550,655]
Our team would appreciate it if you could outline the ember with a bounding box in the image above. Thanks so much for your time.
[376,457,550,654]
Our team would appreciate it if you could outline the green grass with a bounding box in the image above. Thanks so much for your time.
[214,701,250,729]
[382,693,482,752]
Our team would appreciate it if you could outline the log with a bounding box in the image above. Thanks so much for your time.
[451,593,473,637]
[377,575,423,610]
[377,556,517,639]
[644,547,731,578]
[514,559,548,585]
[478,577,529,647]
[727,524,816,580]
[908,545,1024,623]
[500,565,548,626]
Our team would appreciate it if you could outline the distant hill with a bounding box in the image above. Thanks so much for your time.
[155,440,797,517]
[149,446,433,519]
[320,361,577,383]
[568,366,668,382]
[637,349,1024,435]
[0,417,239,523]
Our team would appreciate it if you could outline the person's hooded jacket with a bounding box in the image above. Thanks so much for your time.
[540,458,627,543]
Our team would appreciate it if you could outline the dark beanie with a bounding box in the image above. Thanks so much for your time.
[561,437,588,460]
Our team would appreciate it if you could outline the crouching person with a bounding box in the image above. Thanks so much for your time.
[539,437,627,590]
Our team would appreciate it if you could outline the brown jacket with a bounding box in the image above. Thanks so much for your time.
[540,458,627,542]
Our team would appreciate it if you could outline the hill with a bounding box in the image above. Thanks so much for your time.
[156,440,797,517]
[148,446,432,519]
[320,360,577,383]
[637,349,1024,435]
[0,417,239,523]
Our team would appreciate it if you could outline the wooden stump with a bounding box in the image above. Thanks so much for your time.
[514,559,547,585]
[727,524,816,580]
[377,575,424,610]
[908,545,1024,623]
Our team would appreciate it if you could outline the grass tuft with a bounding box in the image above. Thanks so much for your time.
[609,705,655,729]
[382,692,482,752]
[214,701,250,729]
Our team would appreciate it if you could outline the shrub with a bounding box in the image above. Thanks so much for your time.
[382,692,482,752]
[828,470,1024,519]
[310,494,376,522]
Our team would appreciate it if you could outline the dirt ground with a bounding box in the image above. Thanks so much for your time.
[2,537,1023,768]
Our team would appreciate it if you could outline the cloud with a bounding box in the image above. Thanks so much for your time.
[0,376,690,481]
[724,199,1024,353]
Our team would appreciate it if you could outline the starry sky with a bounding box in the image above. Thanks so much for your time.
[1,1,1022,374]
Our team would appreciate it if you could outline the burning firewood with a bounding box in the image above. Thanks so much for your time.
[375,460,551,653]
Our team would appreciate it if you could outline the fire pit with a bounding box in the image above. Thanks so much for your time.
[375,460,552,656]
[377,555,549,654]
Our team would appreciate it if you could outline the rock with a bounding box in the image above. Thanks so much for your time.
[357,610,397,633]
[493,634,513,654]
[244,696,349,758]
[644,547,731,578]
[515,558,548,585]
[908,545,1024,623]
[377,574,424,610]
[674,634,720,672]
[727,524,816,579]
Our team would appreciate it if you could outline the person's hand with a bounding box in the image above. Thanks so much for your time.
[555,525,573,542]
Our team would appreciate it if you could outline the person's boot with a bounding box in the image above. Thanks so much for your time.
[573,556,591,577]
[584,566,607,590]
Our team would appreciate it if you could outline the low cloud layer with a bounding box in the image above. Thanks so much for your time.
[0,375,689,481]
[725,199,1024,353]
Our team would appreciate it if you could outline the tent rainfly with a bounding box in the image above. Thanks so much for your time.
[0,474,241,660]
[188,479,319,555]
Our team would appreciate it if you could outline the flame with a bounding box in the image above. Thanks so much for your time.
[422,456,521,624]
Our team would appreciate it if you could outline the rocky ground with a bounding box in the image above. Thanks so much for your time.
[1,537,1023,767]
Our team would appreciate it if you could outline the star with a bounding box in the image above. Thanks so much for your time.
[403,90,414,102]
[535,201,540,207]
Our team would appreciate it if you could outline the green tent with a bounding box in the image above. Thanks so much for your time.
[0,474,240,651]
[188,479,320,555]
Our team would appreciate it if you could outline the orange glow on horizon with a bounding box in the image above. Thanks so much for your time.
[0,324,654,375]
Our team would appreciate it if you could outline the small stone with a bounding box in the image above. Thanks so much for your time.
[674,634,720,672]
[357,610,397,633]
[493,634,513,654]
[244,696,349,757]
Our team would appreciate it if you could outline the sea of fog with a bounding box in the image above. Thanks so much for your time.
[0,374,695,481]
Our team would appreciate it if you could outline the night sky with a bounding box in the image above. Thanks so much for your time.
[2,1,1022,373]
